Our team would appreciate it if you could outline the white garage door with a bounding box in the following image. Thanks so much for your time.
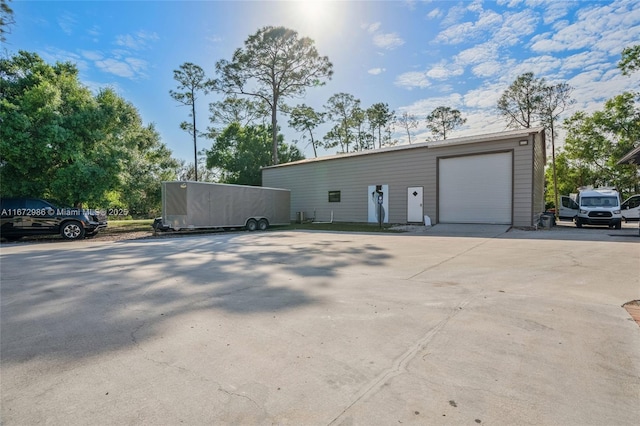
[439,152,512,224]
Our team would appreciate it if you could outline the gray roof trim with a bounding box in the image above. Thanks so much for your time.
[264,127,546,170]
[617,144,640,165]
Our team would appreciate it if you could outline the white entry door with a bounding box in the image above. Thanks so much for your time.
[407,187,424,222]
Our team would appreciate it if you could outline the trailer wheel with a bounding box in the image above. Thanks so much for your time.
[258,219,268,231]
[246,219,258,231]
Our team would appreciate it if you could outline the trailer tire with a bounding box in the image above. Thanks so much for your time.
[258,219,268,231]
[246,219,258,231]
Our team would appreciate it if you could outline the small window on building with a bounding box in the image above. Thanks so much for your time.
[328,191,341,203]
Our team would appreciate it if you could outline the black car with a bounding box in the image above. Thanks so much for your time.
[0,198,107,241]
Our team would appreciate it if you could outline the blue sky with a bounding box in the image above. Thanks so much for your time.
[5,0,640,163]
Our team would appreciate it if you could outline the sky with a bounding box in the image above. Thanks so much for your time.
[5,0,640,163]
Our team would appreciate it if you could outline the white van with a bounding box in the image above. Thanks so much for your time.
[574,188,622,229]
[621,194,640,221]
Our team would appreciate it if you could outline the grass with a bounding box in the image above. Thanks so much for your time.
[270,222,403,233]
[104,219,154,233]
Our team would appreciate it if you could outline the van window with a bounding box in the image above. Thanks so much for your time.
[562,197,578,209]
[580,196,618,207]
[627,196,640,209]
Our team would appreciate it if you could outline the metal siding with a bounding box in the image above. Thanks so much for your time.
[264,150,431,223]
[532,132,546,226]
[263,129,544,226]
[162,182,290,229]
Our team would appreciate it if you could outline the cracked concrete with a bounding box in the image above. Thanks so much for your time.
[1,225,639,425]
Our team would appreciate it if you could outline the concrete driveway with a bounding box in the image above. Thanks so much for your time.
[1,226,639,425]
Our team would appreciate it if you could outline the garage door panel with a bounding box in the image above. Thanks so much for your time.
[439,153,512,224]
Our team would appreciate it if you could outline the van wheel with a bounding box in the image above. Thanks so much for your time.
[61,221,85,240]
[615,222,622,230]
[258,219,268,231]
[246,219,258,232]
[575,220,582,228]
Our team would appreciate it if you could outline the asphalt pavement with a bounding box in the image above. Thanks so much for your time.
[1,224,639,425]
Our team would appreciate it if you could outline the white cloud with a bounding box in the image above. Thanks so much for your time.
[368,68,386,75]
[373,32,405,50]
[561,51,609,72]
[362,22,381,33]
[395,71,430,89]
[80,50,103,61]
[510,55,563,79]
[87,25,101,37]
[471,61,504,78]
[426,61,464,80]
[96,59,136,78]
[441,4,468,27]
[531,0,640,55]
[456,42,500,66]
[57,13,77,35]
[403,93,465,116]
[427,8,443,19]
[568,69,640,114]
[95,57,148,79]
[541,1,572,24]
[467,0,484,13]
[39,48,89,72]
[207,35,223,44]
[495,10,539,46]
[436,9,506,45]
[403,0,417,11]
[115,30,159,50]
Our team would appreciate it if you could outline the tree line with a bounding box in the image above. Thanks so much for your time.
[171,26,469,187]
[494,47,639,207]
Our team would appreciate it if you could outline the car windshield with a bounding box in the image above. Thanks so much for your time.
[580,196,618,207]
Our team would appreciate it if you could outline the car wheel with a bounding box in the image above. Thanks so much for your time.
[61,221,85,240]
[258,219,268,231]
[246,219,258,232]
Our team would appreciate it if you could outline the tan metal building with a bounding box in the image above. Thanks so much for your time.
[262,127,546,227]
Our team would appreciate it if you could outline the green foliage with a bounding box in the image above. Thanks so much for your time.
[367,103,395,149]
[0,0,14,43]
[0,51,179,215]
[209,96,268,130]
[497,72,545,129]
[321,95,394,153]
[394,111,419,144]
[425,106,466,140]
[619,44,640,76]
[323,93,360,153]
[170,62,212,182]
[205,123,303,186]
[214,26,333,164]
[287,104,325,157]
[561,92,640,198]
[544,151,589,206]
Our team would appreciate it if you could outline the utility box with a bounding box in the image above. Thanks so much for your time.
[156,181,291,232]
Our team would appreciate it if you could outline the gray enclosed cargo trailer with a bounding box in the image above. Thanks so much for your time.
[157,181,291,231]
